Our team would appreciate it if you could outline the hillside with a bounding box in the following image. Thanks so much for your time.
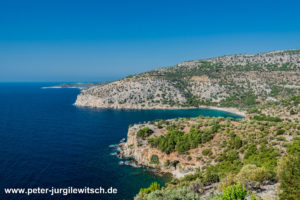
[75,50,300,114]
[118,108,299,199]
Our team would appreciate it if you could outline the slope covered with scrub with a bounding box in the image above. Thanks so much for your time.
[124,106,299,199]
[75,50,300,112]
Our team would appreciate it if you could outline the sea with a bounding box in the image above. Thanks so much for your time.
[0,83,242,200]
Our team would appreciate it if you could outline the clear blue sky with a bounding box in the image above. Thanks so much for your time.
[1,0,300,82]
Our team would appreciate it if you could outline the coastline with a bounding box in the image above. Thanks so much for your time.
[117,142,193,179]
[116,106,245,179]
[75,103,246,117]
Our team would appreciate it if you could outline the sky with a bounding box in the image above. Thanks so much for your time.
[1,0,300,82]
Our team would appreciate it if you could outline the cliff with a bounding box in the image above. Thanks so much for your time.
[119,124,197,178]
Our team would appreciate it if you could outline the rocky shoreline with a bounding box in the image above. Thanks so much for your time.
[75,96,246,118]
[114,122,281,200]
[115,124,203,178]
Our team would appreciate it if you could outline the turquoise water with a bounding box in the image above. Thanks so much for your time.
[0,83,242,200]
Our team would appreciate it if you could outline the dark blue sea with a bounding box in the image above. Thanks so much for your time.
[0,83,242,200]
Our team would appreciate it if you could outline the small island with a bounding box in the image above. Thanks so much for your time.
[42,83,99,90]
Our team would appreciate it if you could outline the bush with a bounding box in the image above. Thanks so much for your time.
[229,136,243,149]
[164,160,170,167]
[210,151,242,178]
[235,164,273,189]
[287,137,300,155]
[219,164,273,191]
[150,154,159,164]
[137,127,154,138]
[202,149,213,156]
[144,186,202,200]
[138,182,161,196]
[216,183,248,200]
[244,144,279,171]
[276,129,285,135]
[277,155,300,200]
[278,139,300,200]
[290,109,297,115]
[218,173,236,191]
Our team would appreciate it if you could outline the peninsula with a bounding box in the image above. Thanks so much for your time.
[75,50,300,200]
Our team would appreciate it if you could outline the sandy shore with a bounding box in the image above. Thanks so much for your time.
[198,106,246,117]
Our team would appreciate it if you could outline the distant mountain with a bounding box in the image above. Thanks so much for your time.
[75,50,300,110]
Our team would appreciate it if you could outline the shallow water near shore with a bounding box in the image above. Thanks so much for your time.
[0,83,242,200]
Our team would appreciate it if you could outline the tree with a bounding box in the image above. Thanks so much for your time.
[277,139,300,200]
[137,127,154,138]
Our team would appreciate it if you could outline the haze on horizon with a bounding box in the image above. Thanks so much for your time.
[1,0,300,82]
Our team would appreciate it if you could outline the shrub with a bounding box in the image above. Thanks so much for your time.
[203,169,220,185]
[278,139,300,200]
[211,151,242,178]
[218,172,236,190]
[235,164,273,189]
[244,144,279,171]
[150,155,159,164]
[202,149,213,156]
[216,183,248,200]
[229,136,243,149]
[277,155,300,200]
[219,164,273,191]
[290,109,297,115]
[287,137,300,155]
[164,160,170,167]
[276,129,285,135]
[137,127,154,138]
[138,182,161,196]
[144,186,202,200]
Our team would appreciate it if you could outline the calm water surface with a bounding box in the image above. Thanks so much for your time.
[0,83,242,199]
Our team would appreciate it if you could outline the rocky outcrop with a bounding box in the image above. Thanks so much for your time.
[118,124,198,178]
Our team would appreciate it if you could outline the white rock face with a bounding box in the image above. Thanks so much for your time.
[75,77,188,109]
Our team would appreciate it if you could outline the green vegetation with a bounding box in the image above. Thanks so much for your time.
[132,111,300,199]
[219,164,273,190]
[130,90,300,199]
[137,127,154,139]
[149,154,159,164]
[148,124,220,154]
[252,114,282,122]
[202,148,212,156]
[215,183,247,200]
[220,91,258,108]
[244,144,279,171]
[138,182,161,196]
[277,138,300,200]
